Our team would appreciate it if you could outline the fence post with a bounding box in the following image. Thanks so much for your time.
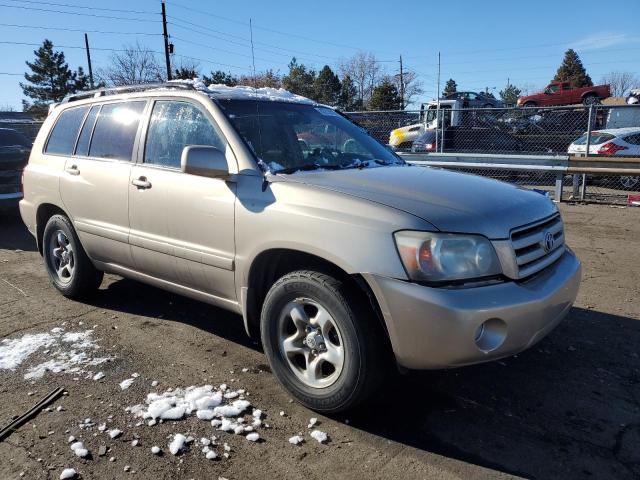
[555,172,564,202]
[580,104,594,200]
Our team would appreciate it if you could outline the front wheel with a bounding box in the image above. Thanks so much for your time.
[523,102,537,108]
[260,270,388,413]
[43,214,103,298]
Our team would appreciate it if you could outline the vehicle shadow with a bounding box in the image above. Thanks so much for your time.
[86,277,258,352]
[0,213,37,252]
[346,306,640,480]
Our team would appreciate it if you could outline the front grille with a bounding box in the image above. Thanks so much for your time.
[510,214,565,278]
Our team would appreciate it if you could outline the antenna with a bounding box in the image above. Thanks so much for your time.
[249,18,264,173]
[249,18,257,90]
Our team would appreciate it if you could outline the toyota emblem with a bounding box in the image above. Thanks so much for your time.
[542,231,555,252]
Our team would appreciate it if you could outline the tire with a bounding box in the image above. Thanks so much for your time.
[42,214,103,298]
[583,94,600,106]
[483,104,494,108]
[619,176,640,190]
[523,102,537,108]
[260,270,388,413]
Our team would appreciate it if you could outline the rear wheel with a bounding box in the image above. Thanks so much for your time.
[260,270,388,413]
[583,94,600,106]
[619,176,640,190]
[43,214,103,298]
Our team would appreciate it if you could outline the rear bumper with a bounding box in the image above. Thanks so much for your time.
[364,249,581,369]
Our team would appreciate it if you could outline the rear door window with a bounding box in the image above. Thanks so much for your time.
[89,101,146,161]
[573,132,615,145]
[75,104,100,156]
[45,106,89,155]
[144,100,224,169]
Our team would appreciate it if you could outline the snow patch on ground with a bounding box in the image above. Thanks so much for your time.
[0,327,110,379]
[288,434,304,445]
[127,385,252,422]
[59,468,77,479]
[310,430,328,443]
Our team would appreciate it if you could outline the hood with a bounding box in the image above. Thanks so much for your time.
[281,165,557,239]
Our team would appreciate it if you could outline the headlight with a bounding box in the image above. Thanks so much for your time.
[394,231,502,282]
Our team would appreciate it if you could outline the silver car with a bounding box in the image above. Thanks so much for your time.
[20,82,581,412]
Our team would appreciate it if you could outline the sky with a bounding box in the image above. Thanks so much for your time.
[1,0,640,110]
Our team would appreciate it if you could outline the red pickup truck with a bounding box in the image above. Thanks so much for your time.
[517,81,610,107]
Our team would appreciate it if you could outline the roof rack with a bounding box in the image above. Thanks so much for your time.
[61,82,198,104]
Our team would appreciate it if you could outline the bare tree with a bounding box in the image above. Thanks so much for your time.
[600,71,639,97]
[97,42,163,86]
[391,70,423,109]
[339,52,380,105]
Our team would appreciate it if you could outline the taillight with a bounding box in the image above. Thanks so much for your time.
[597,142,628,155]
[21,171,24,194]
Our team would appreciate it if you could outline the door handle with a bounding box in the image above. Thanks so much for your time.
[65,165,80,175]
[132,177,152,189]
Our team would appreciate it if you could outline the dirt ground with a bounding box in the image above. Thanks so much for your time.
[0,203,638,480]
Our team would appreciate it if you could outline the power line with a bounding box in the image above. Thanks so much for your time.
[164,0,397,54]
[0,40,165,54]
[0,72,23,76]
[0,2,158,22]
[0,22,162,36]
[168,16,341,62]
[4,0,157,15]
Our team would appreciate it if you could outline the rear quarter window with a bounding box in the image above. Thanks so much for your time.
[88,101,146,161]
[45,106,89,155]
[623,133,640,145]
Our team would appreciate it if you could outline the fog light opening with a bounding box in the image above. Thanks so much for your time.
[475,318,507,353]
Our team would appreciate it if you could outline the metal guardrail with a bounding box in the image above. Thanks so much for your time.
[400,152,640,204]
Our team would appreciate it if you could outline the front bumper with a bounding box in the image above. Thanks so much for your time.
[364,249,581,369]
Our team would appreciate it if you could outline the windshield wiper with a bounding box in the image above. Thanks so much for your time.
[275,163,324,174]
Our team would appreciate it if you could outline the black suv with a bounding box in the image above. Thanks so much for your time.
[0,128,31,212]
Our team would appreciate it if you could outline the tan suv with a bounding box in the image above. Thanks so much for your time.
[20,82,581,412]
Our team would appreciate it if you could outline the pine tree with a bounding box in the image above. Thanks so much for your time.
[174,66,199,80]
[282,58,316,98]
[367,80,401,110]
[554,49,593,88]
[21,40,85,113]
[203,70,238,86]
[443,78,457,97]
[499,84,521,105]
[337,74,360,111]
[313,65,341,105]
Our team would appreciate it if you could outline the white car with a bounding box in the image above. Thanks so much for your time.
[568,127,640,190]
[568,127,640,156]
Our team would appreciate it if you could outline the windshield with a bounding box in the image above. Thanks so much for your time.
[573,132,615,145]
[217,100,403,173]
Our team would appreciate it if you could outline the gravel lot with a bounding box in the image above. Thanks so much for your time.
[1,203,639,480]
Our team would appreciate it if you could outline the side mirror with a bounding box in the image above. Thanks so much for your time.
[181,145,229,178]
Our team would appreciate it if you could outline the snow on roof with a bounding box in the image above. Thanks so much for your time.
[167,78,315,104]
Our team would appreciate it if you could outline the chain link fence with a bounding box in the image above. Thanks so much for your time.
[346,104,640,204]
[1,107,639,205]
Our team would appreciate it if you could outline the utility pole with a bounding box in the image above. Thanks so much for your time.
[436,52,441,102]
[161,1,172,81]
[84,33,94,89]
[399,54,404,110]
